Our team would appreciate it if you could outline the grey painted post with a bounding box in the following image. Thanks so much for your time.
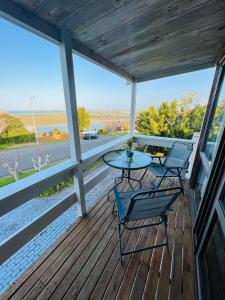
[130,81,137,135]
[59,29,86,216]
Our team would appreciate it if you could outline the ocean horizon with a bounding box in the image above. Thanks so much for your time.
[9,110,66,115]
[8,110,130,115]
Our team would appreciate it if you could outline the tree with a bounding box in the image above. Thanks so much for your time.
[135,93,206,139]
[77,107,90,132]
[208,99,225,141]
[32,153,50,172]
[0,155,21,181]
[0,112,28,137]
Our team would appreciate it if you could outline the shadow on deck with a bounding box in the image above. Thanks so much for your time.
[1,170,194,300]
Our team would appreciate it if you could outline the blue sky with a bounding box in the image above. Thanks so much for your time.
[0,17,215,112]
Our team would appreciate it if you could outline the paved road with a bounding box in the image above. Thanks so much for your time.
[0,136,116,177]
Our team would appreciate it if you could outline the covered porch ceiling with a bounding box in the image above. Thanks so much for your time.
[2,0,225,82]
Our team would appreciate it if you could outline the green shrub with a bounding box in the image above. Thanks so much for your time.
[39,177,74,197]
[97,128,109,135]
[0,133,35,145]
[0,112,29,137]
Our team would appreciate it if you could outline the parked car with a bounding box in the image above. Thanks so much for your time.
[81,131,99,140]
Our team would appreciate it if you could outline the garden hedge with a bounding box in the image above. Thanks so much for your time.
[0,133,35,145]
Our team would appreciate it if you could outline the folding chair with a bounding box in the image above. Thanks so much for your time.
[141,141,193,190]
[113,186,182,263]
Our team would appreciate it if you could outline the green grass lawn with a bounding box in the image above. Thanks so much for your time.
[0,139,67,150]
[0,158,104,196]
[0,169,35,187]
[0,165,72,197]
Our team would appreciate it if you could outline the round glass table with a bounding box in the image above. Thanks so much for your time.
[103,149,152,192]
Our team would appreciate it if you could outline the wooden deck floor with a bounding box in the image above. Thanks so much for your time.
[1,171,195,300]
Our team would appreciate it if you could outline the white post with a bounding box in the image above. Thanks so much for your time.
[59,29,86,216]
[29,96,39,144]
[187,132,200,179]
[130,81,137,135]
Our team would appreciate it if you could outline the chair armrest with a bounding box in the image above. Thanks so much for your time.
[164,166,187,170]
[113,187,125,220]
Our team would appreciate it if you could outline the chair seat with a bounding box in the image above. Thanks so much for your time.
[117,189,173,222]
[148,162,179,177]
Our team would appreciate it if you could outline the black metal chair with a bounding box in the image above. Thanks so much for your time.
[141,141,193,190]
[113,186,182,263]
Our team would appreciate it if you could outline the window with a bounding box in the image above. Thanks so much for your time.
[195,66,225,204]
[135,69,214,140]
[73,54,131,153]
[0,18,69,188]
[196,165,208,201]
[204,73,225,163]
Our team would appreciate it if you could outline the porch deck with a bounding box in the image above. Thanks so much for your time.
[1,171,194,300]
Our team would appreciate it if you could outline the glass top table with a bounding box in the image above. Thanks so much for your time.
[103,150,152,170]
[103,150,152,195]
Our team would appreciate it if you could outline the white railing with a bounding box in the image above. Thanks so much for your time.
[0,159,78,264]
[82,133,198,197]
[0,132,199,265]
[133,133,198,179]
[0,192,75,264]
[133,134,195,148]
[0,160,78,216]
[0,134,131,264]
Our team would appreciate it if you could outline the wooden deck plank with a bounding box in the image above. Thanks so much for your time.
[39,198,112,284]
[89,220,139,300]
[77,220,133,300]
[1,171,195,300]
[76,182,143,299]
[2,193,110,300]
[142,218,166,299]
[54,214,117,300]
[182,188,195,300]
[116,219,153,300]
[35,172,139,299]
[10,195,112,300]
[102,219,146,300]
[129,223,158,300]
[36,205,115,299]
[156,200,179,300]
[169,193,184,299]
[72,228,121,300]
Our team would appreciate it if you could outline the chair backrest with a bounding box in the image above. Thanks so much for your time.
[115,187,181,222]
[163,141,193,169]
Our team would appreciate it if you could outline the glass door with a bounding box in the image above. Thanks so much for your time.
[196,66,225,204]
[193,61,225,299]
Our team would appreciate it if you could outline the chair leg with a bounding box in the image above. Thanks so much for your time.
[163,215,169,251]
[117,223,123,264]
[107,188,113,202]
[178,175,184,194]
[112,198,116,214]
[157,176,165,188]
[140,168,147,182]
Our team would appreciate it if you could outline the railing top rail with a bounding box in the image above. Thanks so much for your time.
[0,159,78,217]
[134,134,195,146]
